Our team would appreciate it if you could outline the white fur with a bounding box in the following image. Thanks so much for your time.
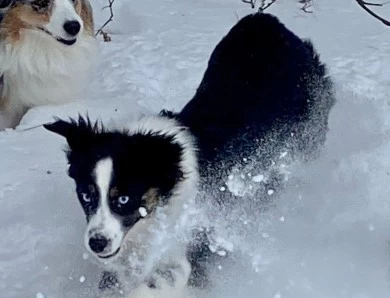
[0,9,97,129]
[85,158,125,258]
[44,0,83,40]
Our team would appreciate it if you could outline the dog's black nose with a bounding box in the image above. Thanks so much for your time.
[63,20,81,36]
[89,235,108,254]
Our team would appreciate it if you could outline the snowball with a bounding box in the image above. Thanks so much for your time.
[252,174,264,183]
[268,189,274,195]
[280,151,288,159]
[139,207,148,217]
[208,245,217,253]
[79,276,85,283]
[274,292,282,298]
[82,253,89,260]
[36,293,45,298]
[280,216,285,222]
[219,186,226,191]
[217,250,227,256]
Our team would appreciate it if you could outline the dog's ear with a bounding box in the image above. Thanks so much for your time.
[44,116,100,151]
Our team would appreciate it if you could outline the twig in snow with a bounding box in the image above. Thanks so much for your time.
[241,0,313,13]
[95,0,114,41]
[241,0,256,9]
[259,0,278,12]
[298,0,313,13]
[241,0,278,12]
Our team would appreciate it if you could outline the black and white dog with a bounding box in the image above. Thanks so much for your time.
[44,13,335,297]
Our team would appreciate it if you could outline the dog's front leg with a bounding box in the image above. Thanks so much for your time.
[129,257,191,298]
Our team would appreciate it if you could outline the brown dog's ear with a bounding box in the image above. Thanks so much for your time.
[44,115,101,151]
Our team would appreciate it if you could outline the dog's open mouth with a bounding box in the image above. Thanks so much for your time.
[97,247,120,259]
[38,27,77,46]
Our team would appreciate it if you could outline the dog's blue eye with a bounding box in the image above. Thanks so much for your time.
[81,193,91,202]
[118,196,129,205]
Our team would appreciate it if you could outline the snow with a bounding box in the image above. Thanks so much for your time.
[2,0,390,297]
[252,174,265,183]
[138,207,148,218]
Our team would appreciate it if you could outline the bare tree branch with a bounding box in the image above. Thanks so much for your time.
[241,0,313,13]
[95,0,115,41]
[355,0,390,26]
[361,1,390,6]
[241,0,256,9]
[299,0,313,13]
[259,0,278,12]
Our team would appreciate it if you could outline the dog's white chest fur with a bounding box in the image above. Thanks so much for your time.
[0,30,97,110]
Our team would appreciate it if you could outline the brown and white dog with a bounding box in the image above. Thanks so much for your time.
[0,0,97,130]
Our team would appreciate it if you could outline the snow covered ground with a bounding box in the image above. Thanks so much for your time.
[2,0,390,297]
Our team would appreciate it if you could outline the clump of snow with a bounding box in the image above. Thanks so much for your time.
[279,151,288,159]
[139,207,148,218]
[252,174,264,183]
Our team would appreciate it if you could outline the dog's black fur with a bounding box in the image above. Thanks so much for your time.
[163,12,335,287]
[45,12,335,293]
[166,13,334,185]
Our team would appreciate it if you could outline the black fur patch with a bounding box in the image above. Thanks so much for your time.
[178,13,335,181]
[44,116,185,225]
[178,12,335,286]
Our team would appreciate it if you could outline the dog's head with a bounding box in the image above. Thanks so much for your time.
[44,116,198,261]
[0,0,93,45]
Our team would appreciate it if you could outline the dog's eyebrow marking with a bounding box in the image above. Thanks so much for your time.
[109,186,119,199]
[94,157,113,200]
